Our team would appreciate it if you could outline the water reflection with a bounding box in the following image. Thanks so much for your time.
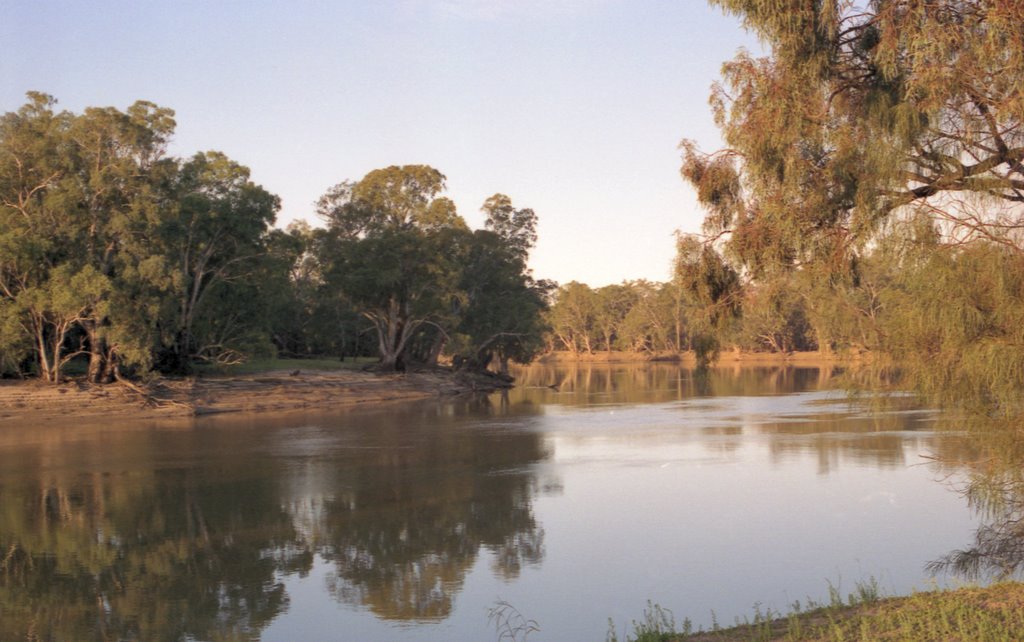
[0,465,297,640]
[0,364,1009,640]
[295,403,548,621]
[928,426,1024,580]
[513,362,835,405]
[515,363,958,474]
[0,400,549,639]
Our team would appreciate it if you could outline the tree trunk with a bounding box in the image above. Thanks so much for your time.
[815,327,832,356]
[84,321,113,384]
[425,332,446,367]
[473,349,493,372]
[31,316,55,383]
[556,332,577,355]
[31,314,75,384]
[369,297,419,372]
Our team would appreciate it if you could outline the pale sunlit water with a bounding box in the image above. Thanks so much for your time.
[0,364,984,640]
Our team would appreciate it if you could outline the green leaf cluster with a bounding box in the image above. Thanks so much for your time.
[313,166,549,373]
[0,94,279,380]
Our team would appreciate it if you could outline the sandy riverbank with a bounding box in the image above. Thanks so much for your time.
[0,353,865,424]
[0,368,507,424]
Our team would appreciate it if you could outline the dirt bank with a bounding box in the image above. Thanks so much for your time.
[0,369,507,424]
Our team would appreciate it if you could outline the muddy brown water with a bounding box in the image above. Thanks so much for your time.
[0,364,986,640]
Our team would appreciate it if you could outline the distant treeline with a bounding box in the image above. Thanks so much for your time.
[0,94,548,382]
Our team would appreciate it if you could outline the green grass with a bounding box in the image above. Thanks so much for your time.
[610,581,1024,641]
[193,355,377,376]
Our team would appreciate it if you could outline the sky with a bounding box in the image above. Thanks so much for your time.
[2,0,760,287]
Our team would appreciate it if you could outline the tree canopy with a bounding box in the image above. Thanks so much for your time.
[677,0,1024,415]
[1,96,550,382]
[683,0,1024,271]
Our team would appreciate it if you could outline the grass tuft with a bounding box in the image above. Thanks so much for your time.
[488,599,540,642]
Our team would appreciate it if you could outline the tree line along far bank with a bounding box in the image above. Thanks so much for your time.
[6,0,1024,429]
[0,93,553,383]
[0,92,776,386]
[0,92,747,385]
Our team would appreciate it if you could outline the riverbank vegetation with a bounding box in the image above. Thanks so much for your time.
[544,0,1024,422]
[4,0,1024,427]
[681,0,1023,418]
[0,97,549,382]
[610,582,1024,642]
[598,2,1024,639]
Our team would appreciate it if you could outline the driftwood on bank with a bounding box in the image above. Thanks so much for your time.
[113,370,194,411]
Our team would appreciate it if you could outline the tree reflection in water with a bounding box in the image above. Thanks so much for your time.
[307,398,549,621]
[512,362,833,404]
[0,466,301,641]
[928,426,1024,580]
[3,364,1010,639]
[0,396,550,638]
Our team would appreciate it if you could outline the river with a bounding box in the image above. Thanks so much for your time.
[0,364,997,640]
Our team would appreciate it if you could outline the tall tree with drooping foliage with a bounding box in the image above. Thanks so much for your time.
[683,0,1024,272]
[682,0,1024,411]
[673,234,742,365]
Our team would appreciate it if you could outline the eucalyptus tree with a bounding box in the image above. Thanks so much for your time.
[736,276,814,353]
[547,282,598,355]
[880,227,1024,416]
[0,93,77,381]
[67,99,176,381]
[0,94,284,379]
[673,235,742,365]
[454,194,550,374]
[683,0,1024,268]
[479,193,538,261]
[153,152,280,372]
[0,93,175,382]
[683,0,1024,402]
[317,165,467,371]
[592,283,637,353]
[616,280,683,353]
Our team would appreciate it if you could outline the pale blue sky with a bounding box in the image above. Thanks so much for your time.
[2,0,759,286]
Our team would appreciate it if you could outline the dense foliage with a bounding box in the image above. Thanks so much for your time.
[673,0,1024,415]
[0,93,280,381]
[544,237,811,364]
[0,95,549,380]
